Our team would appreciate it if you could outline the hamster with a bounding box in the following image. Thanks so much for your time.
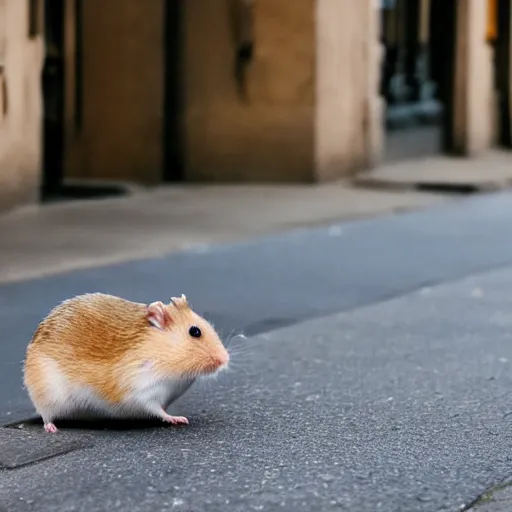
[23,292,230,433]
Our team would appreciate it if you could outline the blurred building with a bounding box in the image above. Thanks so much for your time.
[0,0,511,213]
[0,0,44,212]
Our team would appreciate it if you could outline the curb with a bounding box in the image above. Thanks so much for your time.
[352,176,512,195]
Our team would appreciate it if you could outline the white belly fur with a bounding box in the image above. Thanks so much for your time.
[35,356,195,421]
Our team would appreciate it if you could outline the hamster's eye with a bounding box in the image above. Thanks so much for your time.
[188,326,202,338]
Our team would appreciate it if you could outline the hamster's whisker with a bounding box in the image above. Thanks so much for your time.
[224,331,247,349]
[223,328,238,344]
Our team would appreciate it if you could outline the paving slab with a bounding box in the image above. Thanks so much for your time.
[0,428,92,469]
[3,265,512,511]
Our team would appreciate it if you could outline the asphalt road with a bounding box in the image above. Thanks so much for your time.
[2,191,512,511]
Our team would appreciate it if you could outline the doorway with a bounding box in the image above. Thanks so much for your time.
[41,0,129,202]
[379,0,457,163]
[496,0,512,147]
[41,0,65,199]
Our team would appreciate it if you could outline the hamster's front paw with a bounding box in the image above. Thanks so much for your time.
[162,414,189,425]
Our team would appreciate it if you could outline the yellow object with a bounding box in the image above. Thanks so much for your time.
[487,0,497,42]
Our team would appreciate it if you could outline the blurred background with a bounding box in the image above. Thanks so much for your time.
[0,0,511,213]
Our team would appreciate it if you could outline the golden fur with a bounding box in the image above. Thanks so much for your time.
[24,293,228,409]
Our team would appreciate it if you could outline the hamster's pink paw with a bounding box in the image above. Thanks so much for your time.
[44,422,58,433]
[162,414,189,425]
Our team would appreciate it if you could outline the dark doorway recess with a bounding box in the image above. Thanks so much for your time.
[41,0,129,203]
[496,0,512,147]
[41,0,65,199]
[379,0,457,162]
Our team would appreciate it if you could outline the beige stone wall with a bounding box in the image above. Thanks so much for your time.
[67,0,165,184]
[0,0,44,213]
[63,0,383,185]
[183,0,316,182]
[183,0,382,183]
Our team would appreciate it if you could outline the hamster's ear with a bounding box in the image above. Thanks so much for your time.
[169,294,189,310]
[147,301,172,330]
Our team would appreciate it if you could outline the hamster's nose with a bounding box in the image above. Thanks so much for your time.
[215,350,230,368]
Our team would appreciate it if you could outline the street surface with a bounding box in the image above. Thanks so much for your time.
[2,191,512,511]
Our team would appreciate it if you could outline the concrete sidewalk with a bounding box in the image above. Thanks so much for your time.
[354,150,512,192]
[0,182,450,285]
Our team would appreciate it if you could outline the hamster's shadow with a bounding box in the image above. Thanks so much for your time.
[8,415,190,432]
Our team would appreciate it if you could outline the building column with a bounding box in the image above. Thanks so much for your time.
[314,0,383,180]
[451,0,495,154]
[0,0,44,212]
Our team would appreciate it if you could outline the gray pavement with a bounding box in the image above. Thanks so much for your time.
[1,190,512,424]
[2,190,512,510]
[3,266,512,511]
